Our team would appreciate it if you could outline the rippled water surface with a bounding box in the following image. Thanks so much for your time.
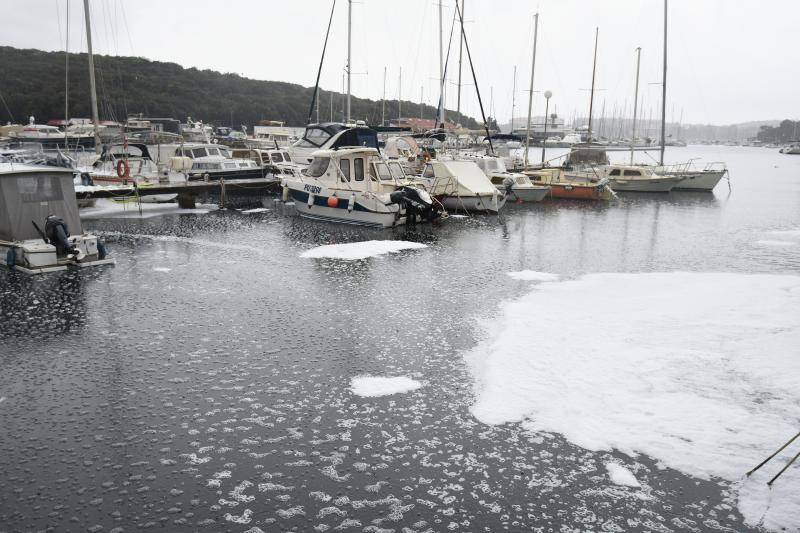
[1,146,798,532]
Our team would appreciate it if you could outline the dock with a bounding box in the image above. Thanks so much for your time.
[75,177,281,208]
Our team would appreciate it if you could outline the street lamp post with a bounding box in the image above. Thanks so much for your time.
[541,90,552,165]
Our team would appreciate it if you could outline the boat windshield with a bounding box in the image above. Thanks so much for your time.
[191,148,207,158]
[282,152,292,162]
[307,156,330,177]
[375,162,393,181]
[271,153,284,163]
[299,127,332,148]
[388,162,405,179]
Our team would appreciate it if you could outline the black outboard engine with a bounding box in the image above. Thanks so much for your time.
[388,185,437,225]
[44,215,78,257]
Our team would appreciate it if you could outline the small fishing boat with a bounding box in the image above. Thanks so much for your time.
[524,167,614,201]
[779,143,800,155]
[603,164,682,192]
[656,161,728,191]
[0,163,114,274]
[419,159,507,213]
[463,154,549,202]
[282,146,436,228]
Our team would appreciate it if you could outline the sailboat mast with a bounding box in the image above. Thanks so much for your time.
[456,0,464,120]
[82,0,101,153]
[660,0,668,165]
[382,66,386,126]
[630,47,641,165]
[64,0,70,150]
[346,0,352,123]
[438,0,445,126]
[398,67,402,121]
[587,27,599,143]
[524,13,539,168]
[510,66,516,133]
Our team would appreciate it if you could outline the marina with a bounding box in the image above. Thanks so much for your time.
[1,1,799,532]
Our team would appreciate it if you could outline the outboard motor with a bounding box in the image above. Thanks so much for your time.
[389,185,437,225]
[44,215,79,258]
[503,175,516,196]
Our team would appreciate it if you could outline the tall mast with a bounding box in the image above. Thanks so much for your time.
[456,0,464,121]
[587,27,599,143]
[346,0,352,123]
[510,65,516,133]
[398,67,402,121]
[83,0,101,152]
[438,0,445,126]
[420,86,424,120]
[64,0,70,150]
[382,66,386,126]
[660,0,668,165]
[524,13,539,168]
[630,47,641,165]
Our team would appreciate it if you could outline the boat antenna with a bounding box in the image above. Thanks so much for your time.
[587,27,598,144]
[524,13,539,168]
[455,1,493,155]
[307,0,337,125]
[660,0,668,165]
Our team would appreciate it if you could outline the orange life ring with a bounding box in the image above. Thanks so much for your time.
[116,159,130,178]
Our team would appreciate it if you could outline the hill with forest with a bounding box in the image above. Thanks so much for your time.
[0,46,481,130]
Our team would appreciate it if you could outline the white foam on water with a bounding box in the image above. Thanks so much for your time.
[153,267,172,273]
[755,240,797,247]
[300,240,427,260]
[0,396,5,404]
[605,463,641,488]
[465,272,800,531]
[80,199,216,219]
[241,207,270,214]
[350,376,423,397]
[507,271,560,282]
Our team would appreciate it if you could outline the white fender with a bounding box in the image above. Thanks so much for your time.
[307,193,315,208]
[348,192,356,213]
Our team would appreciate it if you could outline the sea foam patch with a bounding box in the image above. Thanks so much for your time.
[300,240,427,260]
[465,272,800,531]
[605,463,641,488]
[350,376,423,397]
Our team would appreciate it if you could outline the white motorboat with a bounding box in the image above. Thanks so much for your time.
[282,147,437,228]
[461,153,549,202]
[419,159,507,213]
[148,143,265,181]
[231,147,302,177]
[779,143,800,155]
[89,142,185,202]
[180,117,213,143]
[0,163,114,274]
[9,117,95,149]
[604,165,681,192]
[288,122,379,166]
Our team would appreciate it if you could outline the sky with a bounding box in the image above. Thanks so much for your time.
[2,0,798,126]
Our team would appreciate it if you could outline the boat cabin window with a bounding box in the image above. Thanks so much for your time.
[219,148,231,158]
[271,152,284,163]
[207,147,221,156]
[300,127,332,148]
[307,156,331,178]
[388,162,405,178]
[18,176,61,202]
[609,168,621,176]
[191,147,207,158]
[624,169,641,177]
[339,159,351,181]
[375,162,392,181]
[282,152,292,162]
[354,158,364,181]
[422,164,435,179]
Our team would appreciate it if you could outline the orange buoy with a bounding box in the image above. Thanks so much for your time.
[327,196,339,208]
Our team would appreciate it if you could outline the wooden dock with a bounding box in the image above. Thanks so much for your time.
[75,177,281,208]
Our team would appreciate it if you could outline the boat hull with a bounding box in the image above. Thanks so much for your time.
[608,176,681,192]
[187,167,267,181]
[547,183,612,200]
[288,189,403,228]
[666,170,726,191]
[440,193,506,213]
[503,186,550,202]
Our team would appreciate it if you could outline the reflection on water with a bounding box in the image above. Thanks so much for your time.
[0,147,797,531]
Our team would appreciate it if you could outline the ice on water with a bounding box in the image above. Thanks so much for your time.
[605,462,641,488]
[466,272,800,530]
[350,375,423,397]
[80,198,217,219]
[300,240,427,260]
[507,270,560,282]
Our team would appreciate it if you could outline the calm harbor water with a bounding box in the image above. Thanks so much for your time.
[1,146,798,532]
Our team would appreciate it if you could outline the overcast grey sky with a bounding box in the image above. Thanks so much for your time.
[3,0,798,125]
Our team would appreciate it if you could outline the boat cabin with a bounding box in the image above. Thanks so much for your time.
[303,147,406,193]
[290,123,380,164]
